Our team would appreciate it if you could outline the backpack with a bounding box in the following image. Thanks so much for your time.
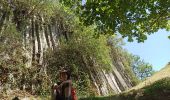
[71,87,77,100]
[52,81,77,100]
[59,86,77,100]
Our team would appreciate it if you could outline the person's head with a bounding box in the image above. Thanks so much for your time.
[59,68,70,81]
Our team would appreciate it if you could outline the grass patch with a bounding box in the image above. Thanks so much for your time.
[79,77,170,100]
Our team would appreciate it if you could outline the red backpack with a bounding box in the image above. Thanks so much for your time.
[71,87,78,100]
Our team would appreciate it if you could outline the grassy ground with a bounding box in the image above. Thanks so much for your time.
[80,64,170,100]
[0,90,38,100]
[130,64,170,90]
[1,65,170,100]
[80,77,170,100]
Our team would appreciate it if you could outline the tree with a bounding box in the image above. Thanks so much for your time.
[60,0,170,42]
[107,39,154,81]
[131,55,155,80]
[45,25,113,96]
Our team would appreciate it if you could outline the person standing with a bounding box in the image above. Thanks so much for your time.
[51,68,77,100]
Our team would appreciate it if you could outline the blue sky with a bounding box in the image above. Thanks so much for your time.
[123,29,170,71]
[81,0,169,71]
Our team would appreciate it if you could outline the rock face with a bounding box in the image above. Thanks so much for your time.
[88,59,133,95]
[0,2,134,96]
[21,21,134,96]
[0,17,134,97]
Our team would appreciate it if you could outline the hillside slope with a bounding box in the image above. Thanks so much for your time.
[80,63,170,100]
[131,63,170,90]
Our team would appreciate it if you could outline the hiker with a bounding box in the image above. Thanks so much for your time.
[51,68,77,100]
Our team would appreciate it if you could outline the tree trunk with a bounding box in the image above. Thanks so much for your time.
[63,31,68,41]
[35,20,41,64]
[48,25,55,50]
[44,25,50,48]
[31,18,36,65]
[0,11,7,32]
[23,26,27,48]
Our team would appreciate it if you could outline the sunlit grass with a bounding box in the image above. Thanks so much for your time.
[130,64,170,90]
[80,64,170,100]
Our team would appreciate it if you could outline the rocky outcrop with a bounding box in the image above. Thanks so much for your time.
[1,13,133,97]
[18,18,134,96]
[0,1,134,96]
[88,60,133,95]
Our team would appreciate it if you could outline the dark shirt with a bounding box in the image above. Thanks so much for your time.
[56,81,71,100]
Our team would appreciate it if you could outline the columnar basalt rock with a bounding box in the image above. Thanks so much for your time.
[89,63,133,96]
[0,1,134,96]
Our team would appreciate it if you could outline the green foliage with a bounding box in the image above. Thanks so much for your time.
[0,0,159,98]
[0,0,82,96]
[61,0,170,42]
[130,55,155,80]
[80,77,170,100]
[0,0,66,94]
[0,22,37,96]
[45,24,113,96]
[108,37,140,85]
[79,95,114,100]
[143,77,170,95]
[108,36,154,84]
[0,21,25,82]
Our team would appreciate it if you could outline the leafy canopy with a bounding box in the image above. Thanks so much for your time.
[60,0,170,42]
